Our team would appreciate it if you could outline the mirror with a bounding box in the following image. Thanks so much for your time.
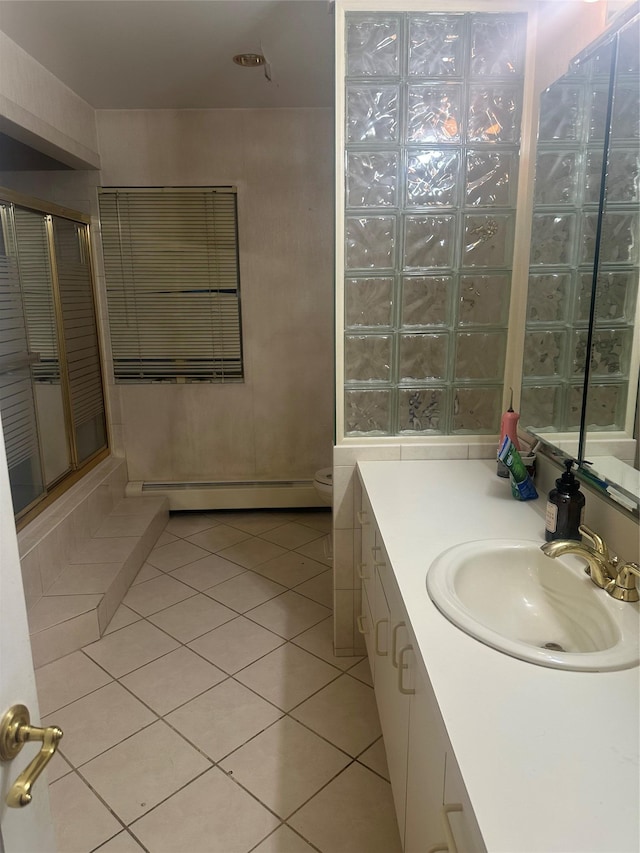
[521,2,640,514]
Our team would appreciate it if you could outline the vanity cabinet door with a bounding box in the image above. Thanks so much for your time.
[443,748,487,853]
[357,486,486,853]
[359,581,376,676]
[358,491,376,607]
[404,659,448,852]
[374,550,412,847]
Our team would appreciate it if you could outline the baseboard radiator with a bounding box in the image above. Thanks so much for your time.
[125,479,325,511]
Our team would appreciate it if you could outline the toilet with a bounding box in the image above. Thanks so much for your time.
[313,467,333,505]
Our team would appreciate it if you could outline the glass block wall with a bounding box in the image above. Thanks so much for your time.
[343,12,526,436]
[521,29,639,433]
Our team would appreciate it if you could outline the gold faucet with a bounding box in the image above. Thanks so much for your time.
[541,524,640,602]
[606,562,640,603]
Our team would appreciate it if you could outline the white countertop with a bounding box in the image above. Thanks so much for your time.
[357,459,640,853]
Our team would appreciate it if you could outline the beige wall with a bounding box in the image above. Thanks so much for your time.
[95,108,335,483]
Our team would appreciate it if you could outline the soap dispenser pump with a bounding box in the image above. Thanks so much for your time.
[545,459,585,542]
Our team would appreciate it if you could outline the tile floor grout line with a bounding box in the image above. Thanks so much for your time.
[245,821,324,853]
[123,588,200,619]
[151,525,330,563]
[125,762,289,842]
[91,825,152,853]
[101,633,369,795]
[59,714,162,774]
[94,616,314,733]
[281,823,325,853]
[281,704,379,763]
[224,636,342,682]
[278,755,362,824]
[40,599,351,715]
[83,574,354,703]
[157,687,285,766]
[123,764,220,835]
[353,755,392,785]
[215,755,334,832]
[96,615,357,725]
[240,607,332,644]
[59,765,133,845]
[180,623,287,679]
[44,511,403,853]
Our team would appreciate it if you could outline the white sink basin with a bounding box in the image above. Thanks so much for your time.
[426,539,639,671]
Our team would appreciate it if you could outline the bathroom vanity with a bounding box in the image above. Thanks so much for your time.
[356,459,639,853]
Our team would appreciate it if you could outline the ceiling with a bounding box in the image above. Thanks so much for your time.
[0,0,335,109]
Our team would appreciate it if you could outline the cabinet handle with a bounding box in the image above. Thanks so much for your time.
[391,621,406,668]
[372,546,386,569]
[374,619,388,656]
[357,510,369,525]
[397,644,415,694]
[323,535,333,560]
[357,563,369,580]
[424,804,463,853]
[357,615,368,635]
[442,803,463,853]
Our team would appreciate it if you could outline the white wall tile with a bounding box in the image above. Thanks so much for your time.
[400,443,470,460]
[352,476,362,529]
[334,590,354,651]
[333,529,354,590]
[30,612,100,668]
[333,445,402,466]
[468,442,499,459]
[352,589,366,655]
[332,466,355,530]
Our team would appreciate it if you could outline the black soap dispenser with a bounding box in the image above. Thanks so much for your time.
[545,459,585,542]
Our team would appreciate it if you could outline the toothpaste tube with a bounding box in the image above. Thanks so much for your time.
[498,435,538,501]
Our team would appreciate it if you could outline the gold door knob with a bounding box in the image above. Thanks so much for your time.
[0,704,63,807]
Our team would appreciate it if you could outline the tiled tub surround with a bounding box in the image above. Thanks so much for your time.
[343,11,526,437]
[17,457,170,667]
[27,493,168,668]
[358,459,639,853]
[40,509,402,853]
[18,458,129,612]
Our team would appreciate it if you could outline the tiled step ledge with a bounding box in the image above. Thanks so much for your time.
[19,457,129,608]
[27,495,168,668]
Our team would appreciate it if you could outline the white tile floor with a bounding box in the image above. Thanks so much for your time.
[39,510,402,853]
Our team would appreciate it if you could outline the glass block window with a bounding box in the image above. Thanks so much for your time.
[522,37,639,433]
[343,12,526,436]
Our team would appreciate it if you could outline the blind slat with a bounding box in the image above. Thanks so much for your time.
[99,188,244,383]
[0,206,41,469]
[54,217,105,428]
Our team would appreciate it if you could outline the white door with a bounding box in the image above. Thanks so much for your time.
[0,414,55,852]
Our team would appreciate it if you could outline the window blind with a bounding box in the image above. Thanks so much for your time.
[13,208,59,384]
[54,217,107,462]
[99,188,244,383]
[0,204,43,473]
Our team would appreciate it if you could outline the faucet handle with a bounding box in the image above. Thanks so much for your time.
[578,525,610,562]
[606,562,640,603]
